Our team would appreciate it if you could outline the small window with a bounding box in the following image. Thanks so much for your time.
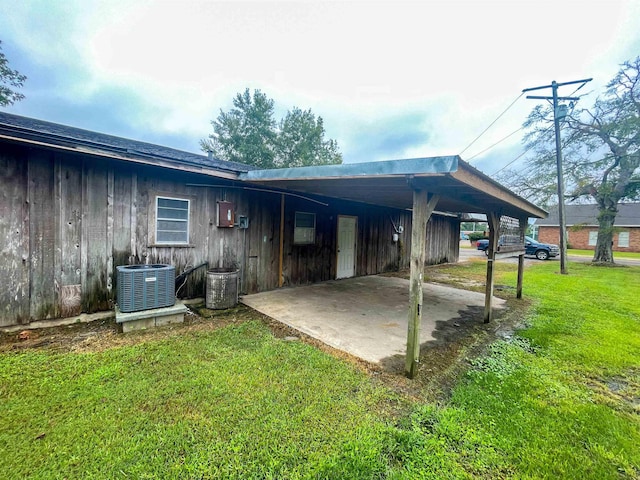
[588,231,598,246]
[294,212,316,245]
[618,231,630,248]
[156,196,190,244]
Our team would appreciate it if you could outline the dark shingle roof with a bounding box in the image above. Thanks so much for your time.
[536,203,640,226]
[0,111,254,173]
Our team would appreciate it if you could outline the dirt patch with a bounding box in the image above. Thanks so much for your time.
[0,304,258,354]
[587,369,640,414]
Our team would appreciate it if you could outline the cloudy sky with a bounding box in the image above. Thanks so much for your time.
[1,0,639,174]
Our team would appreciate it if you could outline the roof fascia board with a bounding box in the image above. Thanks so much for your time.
[240,156,459,181]
[0,132,240,181]
[452,162,548,218]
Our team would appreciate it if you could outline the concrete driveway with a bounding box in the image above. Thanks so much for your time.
[241,275,505,366]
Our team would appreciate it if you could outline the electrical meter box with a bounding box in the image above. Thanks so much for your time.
[217,201,235,228]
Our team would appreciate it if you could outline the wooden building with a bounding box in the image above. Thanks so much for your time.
[1,113,464,327]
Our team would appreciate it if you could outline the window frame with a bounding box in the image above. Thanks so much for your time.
[293,211,316,245]
[618,231,630,248]
[155,195,190,245]
[588,230,598,246]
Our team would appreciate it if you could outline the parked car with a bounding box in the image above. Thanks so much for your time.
[476,236,559,260]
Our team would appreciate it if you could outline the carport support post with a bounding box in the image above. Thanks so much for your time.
[516,216,527,299]
[278,194,285,288]
[484,212,500,323]
[405,189,439,379]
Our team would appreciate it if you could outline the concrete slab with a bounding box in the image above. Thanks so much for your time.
[241,275,505,365]
[116,302,188,333]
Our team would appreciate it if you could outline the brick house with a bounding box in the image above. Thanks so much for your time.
[536,203,640,253]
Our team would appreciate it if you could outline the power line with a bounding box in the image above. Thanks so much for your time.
[466,126,524,161]
[458,92,524,157]
[490,124,555,175]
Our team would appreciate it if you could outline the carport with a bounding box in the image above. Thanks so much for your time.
[241,156,547,377]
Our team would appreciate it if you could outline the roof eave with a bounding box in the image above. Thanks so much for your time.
[0,131,242,180]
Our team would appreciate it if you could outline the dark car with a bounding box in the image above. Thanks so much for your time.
[476,236,559,260]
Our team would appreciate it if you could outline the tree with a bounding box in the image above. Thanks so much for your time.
[201,89,342,169]
[276,107,342,167]
[501,57,640,264]
[200,89,277,169]
[0,40,27,107]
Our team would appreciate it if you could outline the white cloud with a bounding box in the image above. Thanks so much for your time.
[1,0,639,166]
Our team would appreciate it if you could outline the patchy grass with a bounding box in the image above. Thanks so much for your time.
[391,261,640,479]
[568,248,640,260]
[1,262,639,478]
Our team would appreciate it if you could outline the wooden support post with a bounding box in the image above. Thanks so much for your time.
[516,216,526,299]
[516,254,525,299]
[405,189,439,379]
[278,194,285,288]
[483,212,500,323]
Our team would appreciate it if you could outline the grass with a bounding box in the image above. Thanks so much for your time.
[568,248,640,259]
[1,261,639,478]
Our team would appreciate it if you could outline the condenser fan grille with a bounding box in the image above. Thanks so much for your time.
[117,264,175,313]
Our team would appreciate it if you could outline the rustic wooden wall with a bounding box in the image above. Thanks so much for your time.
[0,143,460,326]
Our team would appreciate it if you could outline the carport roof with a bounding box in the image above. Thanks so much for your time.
[240,156,548,219]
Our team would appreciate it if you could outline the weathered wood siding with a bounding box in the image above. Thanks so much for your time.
[0,143,459,326]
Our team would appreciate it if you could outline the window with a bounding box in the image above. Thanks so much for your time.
[588,231,598,246]
[294,212,316,245]
[156,196,190,244]
[618,231,630,248]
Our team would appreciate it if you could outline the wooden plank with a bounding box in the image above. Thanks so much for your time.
[58,155,82,317]
[0,147,30,325]
[484,212,500,323]
[130,172,138,263]
[405,191,439,379]
[106,168,114,298]
[82,160,110,312]
[28,151,56,320]
[112,167,133,268]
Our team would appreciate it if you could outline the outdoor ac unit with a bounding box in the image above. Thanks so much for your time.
[117,264,175,313]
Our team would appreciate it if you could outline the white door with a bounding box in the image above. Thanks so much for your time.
[337,216,357,279]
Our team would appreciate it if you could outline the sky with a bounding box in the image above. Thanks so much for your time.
[1,0,639,175]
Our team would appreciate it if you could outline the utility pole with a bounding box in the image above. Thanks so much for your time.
[523,78,592,275]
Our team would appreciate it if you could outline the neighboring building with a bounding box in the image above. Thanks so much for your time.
[0,112,546,328]
[536,203,640,252]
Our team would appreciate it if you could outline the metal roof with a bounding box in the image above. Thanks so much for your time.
[241,156,548,219]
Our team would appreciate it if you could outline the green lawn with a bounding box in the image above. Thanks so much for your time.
[568,248,640,260]
[1,262,639,478]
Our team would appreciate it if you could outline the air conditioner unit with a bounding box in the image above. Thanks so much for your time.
[117,264,175,313]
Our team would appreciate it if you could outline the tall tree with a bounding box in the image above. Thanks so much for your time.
[201,89,277,169]
[0,40,27,107]
[202,89,342,169]
[501,57,640,264]
[277,107,342,167]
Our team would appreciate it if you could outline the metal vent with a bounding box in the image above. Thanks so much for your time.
[117,264,175,313]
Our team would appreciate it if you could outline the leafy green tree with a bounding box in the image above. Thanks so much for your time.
[276,107,342,167]
[201,89,277,168]
[202,89,342,169]
[0,40,27,107]
[501,57,640,264]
